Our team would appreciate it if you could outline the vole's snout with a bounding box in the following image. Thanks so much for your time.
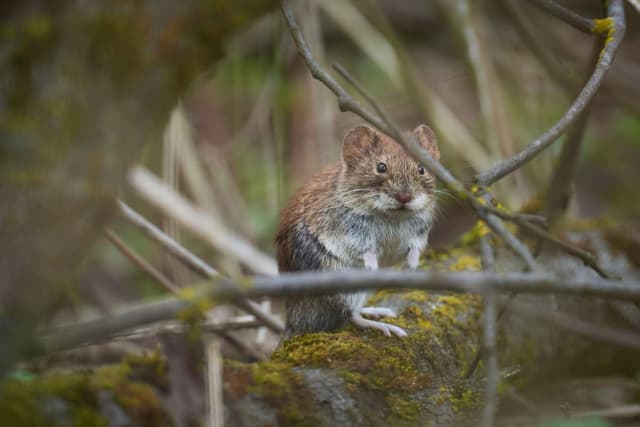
[395,191,413,204]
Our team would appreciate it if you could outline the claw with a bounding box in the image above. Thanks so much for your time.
[351,311,407,337]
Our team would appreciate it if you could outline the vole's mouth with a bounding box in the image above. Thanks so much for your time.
[389,204,413,212]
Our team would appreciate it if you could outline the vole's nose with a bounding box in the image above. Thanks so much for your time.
[395,191,413,204]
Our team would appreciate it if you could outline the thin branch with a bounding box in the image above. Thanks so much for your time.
[128,166,278,276]
[513,303,640,349]
[117,199,284,333]
[335,60,539,271]
[481,236,498,427]
[476,0,625,186]
[544,35,603,223]
[575,404,640,421]
[476,209,539,271]
[43,270,640,352]
[477,202,613,278]
[205,335,224,427]
[109,317,262,341]
[282,0,541,271]
[215,330,264,361]
[529,0,595,33]
[503,0,575,96]
[281,0,464,195]
[103,228,180,294]
[347,0,493,171]
[284,0,624,280]
[118,200,219,278]
[102,229,263,361]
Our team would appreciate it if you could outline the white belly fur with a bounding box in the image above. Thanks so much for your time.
[317,211,432,312]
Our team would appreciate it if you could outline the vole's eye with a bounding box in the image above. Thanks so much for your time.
[418,165,425,175]
[377,162,387,173]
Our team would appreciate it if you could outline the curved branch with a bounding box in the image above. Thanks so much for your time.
[475,0,625,186]
[529,0,596,33]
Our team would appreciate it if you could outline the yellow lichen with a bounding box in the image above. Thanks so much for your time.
[592,17,614,34]
[176,286,215,340]
[448,254,481,272]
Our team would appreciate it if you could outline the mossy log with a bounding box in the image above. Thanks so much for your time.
[220,241,640,426]
[3,235,638,426]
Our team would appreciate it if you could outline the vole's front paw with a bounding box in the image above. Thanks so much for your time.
[360,306,397,318]
[407,247,421,270]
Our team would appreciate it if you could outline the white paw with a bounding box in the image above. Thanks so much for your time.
[360,307,397,318]
[377,322,408,338]
[351,313,408,338]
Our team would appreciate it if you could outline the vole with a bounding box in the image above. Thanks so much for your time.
[275,124,440,339]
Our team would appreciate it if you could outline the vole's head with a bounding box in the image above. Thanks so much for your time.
[339,124,440,215]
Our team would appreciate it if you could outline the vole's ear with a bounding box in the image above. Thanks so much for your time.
[413,124,440,161]
[342,125,378,164]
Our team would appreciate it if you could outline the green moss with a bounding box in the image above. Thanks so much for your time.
[275,331,430,393]
[176,286,216,341]
[385,393,421,422]
[434,385,481,413]
[124,350,169,391]
[0,361,168,427]
[114,382,167,426]
[224,360,317,426]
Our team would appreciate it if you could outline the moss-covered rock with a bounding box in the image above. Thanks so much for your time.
[0,351,170,427]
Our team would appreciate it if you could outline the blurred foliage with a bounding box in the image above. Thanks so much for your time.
[537,418,611,427]
[0,0,279,373]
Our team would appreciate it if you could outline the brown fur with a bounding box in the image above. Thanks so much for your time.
[275,124,440,338]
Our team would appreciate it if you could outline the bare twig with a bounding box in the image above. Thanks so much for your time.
[282,0,463,194]
[118,200,219,278]
[102,229,263,361]
[283,0,542,271]
[447,0,516,160]
[476,209,539,271]
[109,317,261,341]
[43,270,640,352]
[476,0,625,186]
[503,0,575,96]
[205,335,224,427]
[481,236,498,427]
[575,404,640,420]
[476,202,612,278]
[513,303,640,349]
[103,228,180,294]
[529,0,595,33]
[342,0,493,171]
[544,35,603,223]
[128,166,278,277]
[117,200,284,333]
[333,59,543,272]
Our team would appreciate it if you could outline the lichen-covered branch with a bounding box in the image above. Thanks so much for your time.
[43,268,640,353]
